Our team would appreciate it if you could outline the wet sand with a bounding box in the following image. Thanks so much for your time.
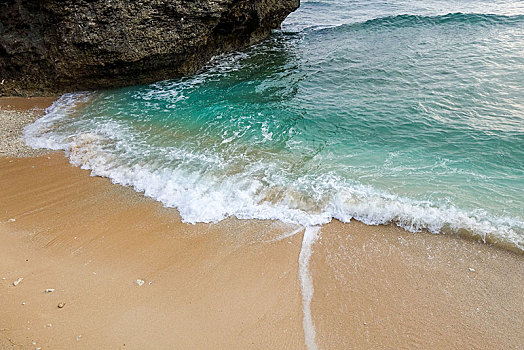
[1,99,523,349]
[0,97,57,112]
[1,154,522,349]
[0,154,306,349]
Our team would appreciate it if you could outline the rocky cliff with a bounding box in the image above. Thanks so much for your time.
[0,0,299,96]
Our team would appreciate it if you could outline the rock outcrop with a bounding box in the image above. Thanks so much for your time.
[0,0,299,96]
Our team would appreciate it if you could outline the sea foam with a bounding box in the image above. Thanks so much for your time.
[299,226,322,350]
[24,93,523,251]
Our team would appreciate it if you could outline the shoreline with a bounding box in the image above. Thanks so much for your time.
[1,154,522,348]
[1,98,522,348]
[6,95,522,254]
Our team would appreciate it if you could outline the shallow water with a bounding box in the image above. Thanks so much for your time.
[25,0,524,249]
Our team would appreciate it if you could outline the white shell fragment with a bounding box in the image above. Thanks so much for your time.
[135,279,145,286]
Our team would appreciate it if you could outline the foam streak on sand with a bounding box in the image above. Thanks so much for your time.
[299,226,321,350]
[274,226,305,242]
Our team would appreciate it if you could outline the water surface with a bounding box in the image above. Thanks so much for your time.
[26,0,524,249]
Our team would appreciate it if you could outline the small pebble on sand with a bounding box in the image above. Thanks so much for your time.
[135,279,145,286]
[13,277,23,286]
[58,302,66,308]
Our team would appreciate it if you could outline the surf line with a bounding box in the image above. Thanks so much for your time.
[299,226,321,350]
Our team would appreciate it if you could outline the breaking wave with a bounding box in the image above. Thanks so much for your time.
[24,94,524,250]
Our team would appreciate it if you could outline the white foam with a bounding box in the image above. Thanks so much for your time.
[273,226,305,242]
[23,93,524,251]
[24,92,94,150]
[299,226,321,350]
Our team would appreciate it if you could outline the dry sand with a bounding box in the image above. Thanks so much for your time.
[0,99,522,349]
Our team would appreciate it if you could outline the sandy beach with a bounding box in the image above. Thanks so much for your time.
[1,101,523,349]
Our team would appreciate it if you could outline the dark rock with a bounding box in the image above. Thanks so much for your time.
[0,0,299,96]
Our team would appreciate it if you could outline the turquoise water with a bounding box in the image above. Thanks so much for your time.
[26,0,524,249]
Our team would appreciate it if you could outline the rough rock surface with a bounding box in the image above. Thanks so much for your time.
[0,0,299,96]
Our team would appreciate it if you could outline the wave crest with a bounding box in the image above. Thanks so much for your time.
[311,12,524,34]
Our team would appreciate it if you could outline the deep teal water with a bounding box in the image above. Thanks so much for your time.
[26,0,524,249]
